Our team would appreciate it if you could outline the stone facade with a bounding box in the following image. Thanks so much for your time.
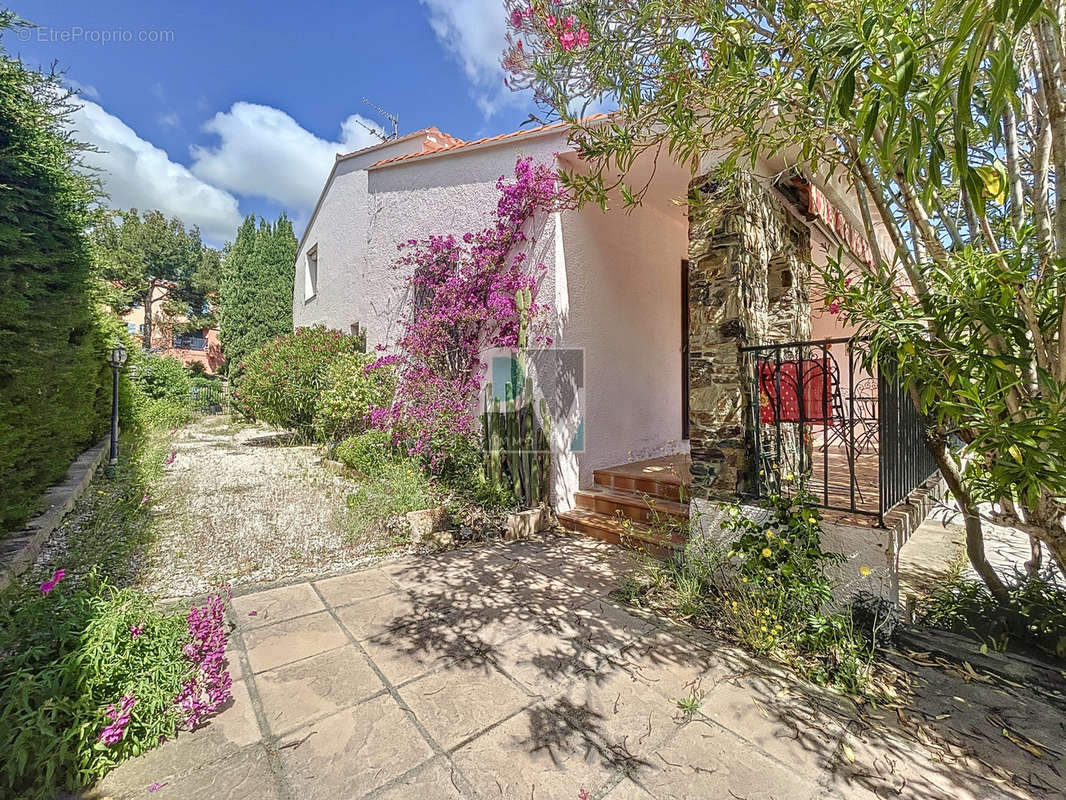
[687,173,811,500]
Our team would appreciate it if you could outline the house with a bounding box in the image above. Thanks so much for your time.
[294,120,940,600]
[120,282,225,374]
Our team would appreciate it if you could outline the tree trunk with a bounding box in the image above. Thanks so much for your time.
[1025,502,1066,579]
[142,287,154,351]
[927,432,1010,603]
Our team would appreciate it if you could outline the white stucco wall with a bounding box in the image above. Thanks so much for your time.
[552,154,690,507]
[690,498,899,604]
[291,130,692,510]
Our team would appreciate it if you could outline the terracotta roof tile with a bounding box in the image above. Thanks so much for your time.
[368,113,610,168]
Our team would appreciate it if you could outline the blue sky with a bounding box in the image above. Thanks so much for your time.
[7,0,537,245]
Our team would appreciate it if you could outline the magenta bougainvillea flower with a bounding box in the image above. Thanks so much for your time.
[165,450,177,465]
[368,157,566,466]
[148,781,166,793]
[39,568,66,596]
[130,622,145,639]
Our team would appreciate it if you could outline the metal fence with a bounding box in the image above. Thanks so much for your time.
[189,383,225,415]
[739,336,938,523]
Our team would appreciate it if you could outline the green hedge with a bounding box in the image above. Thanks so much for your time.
[0,36,118,534]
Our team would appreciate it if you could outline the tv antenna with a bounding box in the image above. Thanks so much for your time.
[357,97,398,141]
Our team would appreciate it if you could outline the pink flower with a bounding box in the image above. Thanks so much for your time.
[98,694,136,745]
[545,14,556,28]
[40,568,67,596]
[828,301,841,315]
[130,622,145,639]
[578,791,590,800]
[844,277,853,289]
[148,781,166,793]
[165,450,176,465]
[247,610,257,617]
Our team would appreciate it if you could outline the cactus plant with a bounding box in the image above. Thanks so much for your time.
[481,376,550,508]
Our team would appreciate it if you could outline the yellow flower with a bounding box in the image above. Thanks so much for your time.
[741,576,748,583]
[761,547,772,558]
[765,530,775,540]
[859,565,872,578]
[807,515,817,524]
[784,473,795,482]
[731,601,739,610]
[766,575,774,583]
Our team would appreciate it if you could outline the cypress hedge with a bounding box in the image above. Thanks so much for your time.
[218,214,296,381]
[0,31,118,534]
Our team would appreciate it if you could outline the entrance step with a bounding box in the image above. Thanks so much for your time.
[592,455,690,503]
[561,454,692,558]
[556,509,680,559]
[573,488,689,525]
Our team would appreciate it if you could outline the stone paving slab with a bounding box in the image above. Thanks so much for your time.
[88,533,1063,800]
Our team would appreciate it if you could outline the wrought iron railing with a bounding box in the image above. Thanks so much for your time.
[739,336,938,524]
[189,384,224,414]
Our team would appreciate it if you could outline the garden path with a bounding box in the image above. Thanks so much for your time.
[134,415,388,598]
[89,534,1064,800]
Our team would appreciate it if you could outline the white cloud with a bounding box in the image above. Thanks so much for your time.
[68,100,243,244]
[420,0,525,118]
[157,111,180,127]
[189,102,383,210]
[65,78,100,100]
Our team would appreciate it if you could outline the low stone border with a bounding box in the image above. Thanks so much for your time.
[0,436,111,591]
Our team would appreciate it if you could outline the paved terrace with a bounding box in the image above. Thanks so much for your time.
[89,535,1062,800]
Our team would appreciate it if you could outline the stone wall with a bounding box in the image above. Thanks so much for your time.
[687,172,811,500]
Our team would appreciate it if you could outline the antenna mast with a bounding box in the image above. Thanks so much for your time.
[362,97,399,140]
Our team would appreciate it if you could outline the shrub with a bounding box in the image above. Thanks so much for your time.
[334,431,392,476]
[0,575,232,798]
[618,495,884,696]
[314,352,396,442]
[131,394,191,431]
[235,326,363,437]
[344,459,436,543]
[130,351,192,406]
[918,564,1066,661]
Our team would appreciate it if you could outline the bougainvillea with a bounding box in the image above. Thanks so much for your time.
[368,157,567,465]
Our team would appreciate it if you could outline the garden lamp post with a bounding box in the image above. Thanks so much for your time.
[107,342,127,468]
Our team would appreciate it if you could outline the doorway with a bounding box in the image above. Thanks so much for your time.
[681,259,690,440]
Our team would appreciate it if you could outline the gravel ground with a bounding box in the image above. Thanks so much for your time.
[135,415,395,598]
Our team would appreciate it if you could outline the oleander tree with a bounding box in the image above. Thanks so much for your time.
[503,0,1066,596]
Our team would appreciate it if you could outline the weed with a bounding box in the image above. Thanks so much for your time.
[675,692,703,719]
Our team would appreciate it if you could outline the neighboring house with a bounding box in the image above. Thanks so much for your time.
[295,120,939,600]
[120,282,225,374]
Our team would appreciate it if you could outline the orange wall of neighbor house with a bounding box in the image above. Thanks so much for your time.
[118,285,224,374]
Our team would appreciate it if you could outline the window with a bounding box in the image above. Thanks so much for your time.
[304,245,319,301]
[126,322,138,334]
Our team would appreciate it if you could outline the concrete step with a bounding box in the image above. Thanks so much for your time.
[573,488,689,525]
[557,509,680,559]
